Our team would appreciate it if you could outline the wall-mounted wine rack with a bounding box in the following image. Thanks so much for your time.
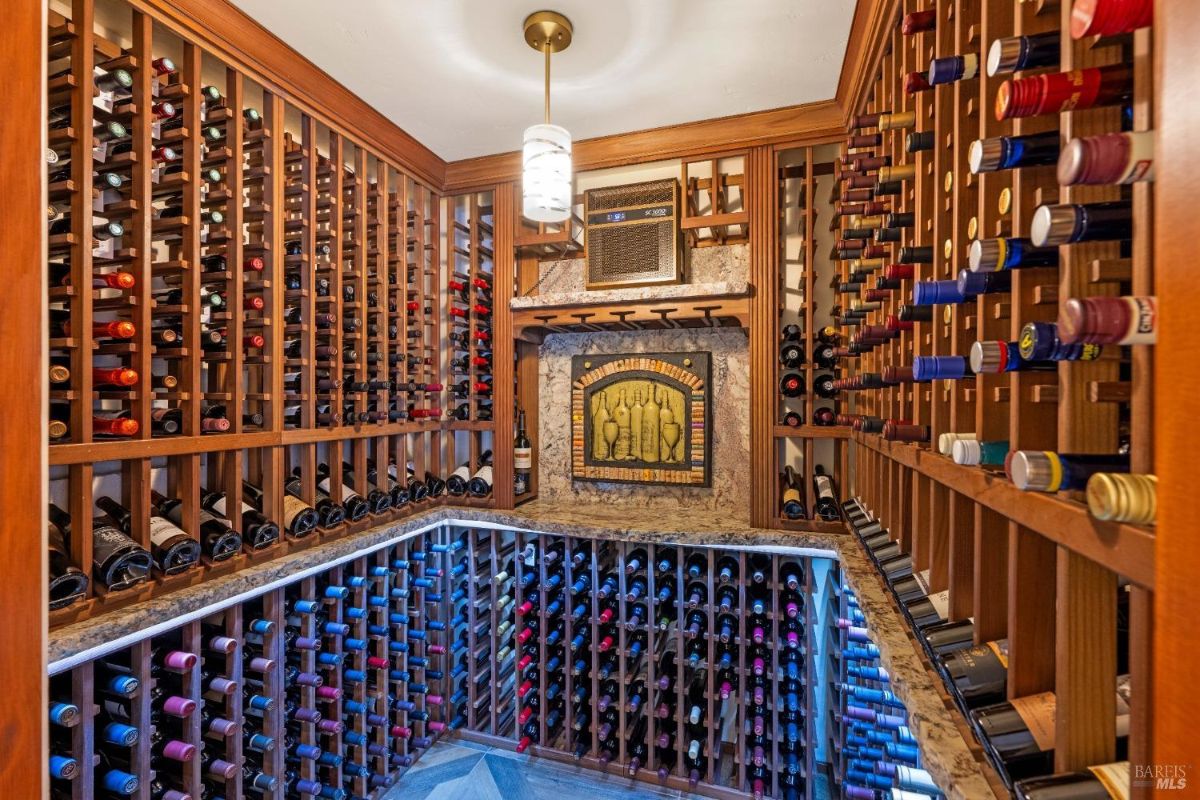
[48,524,934,800]
[43,0,507,632]
[832,0,1155,794]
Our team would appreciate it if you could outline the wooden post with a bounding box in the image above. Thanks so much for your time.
[0,0,47,795]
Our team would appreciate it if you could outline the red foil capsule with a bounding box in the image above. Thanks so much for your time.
[1057,131,1154,186]
[841,188,875,203]
[995,65,1133,120]
[853,156,892,172]
[885,314,914,332]
[885,263,915,281]
[864,289,892,302]
[1059,295,1157,345]
[851,112,886,130]
[847,134,882,149]
[844,174,877,190]
[902,9,937,34]
[882,422,929,442]
[904,71,933,94]
[1070,0,1153,39]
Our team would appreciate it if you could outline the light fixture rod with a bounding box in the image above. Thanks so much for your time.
[544,43,551,124]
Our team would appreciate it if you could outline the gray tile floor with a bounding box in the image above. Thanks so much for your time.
[382,740,832,800]
[381,740,714,800]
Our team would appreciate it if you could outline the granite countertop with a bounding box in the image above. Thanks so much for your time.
[48,500,998,799]
[509,280,751,310]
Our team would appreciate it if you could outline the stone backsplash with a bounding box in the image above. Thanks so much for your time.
[519,243,748,297]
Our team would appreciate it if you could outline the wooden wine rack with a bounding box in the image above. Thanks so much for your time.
[50,526,455,800]
[51,525,931,800]
[43,0,503,631]
[834,0,1156,791]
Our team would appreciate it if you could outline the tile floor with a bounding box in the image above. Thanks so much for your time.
[381,739,714,800]
[382,740,831,800]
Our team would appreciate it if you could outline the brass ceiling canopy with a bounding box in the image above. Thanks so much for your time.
[523,10,573,53]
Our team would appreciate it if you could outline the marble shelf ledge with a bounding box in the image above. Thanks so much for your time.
[47,500,998,800]
[509,280,752,310]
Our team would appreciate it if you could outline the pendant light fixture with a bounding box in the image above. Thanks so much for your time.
[521,11,573,223]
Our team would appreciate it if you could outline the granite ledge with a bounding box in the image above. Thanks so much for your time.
[47,500,997,799]
[509,280,751,310]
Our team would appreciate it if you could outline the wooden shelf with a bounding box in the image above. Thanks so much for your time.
[773,424,852,439]
[511,285,752,342]
[853,433,1156,589]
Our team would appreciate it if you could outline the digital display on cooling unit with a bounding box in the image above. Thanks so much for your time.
[587,203,674,226]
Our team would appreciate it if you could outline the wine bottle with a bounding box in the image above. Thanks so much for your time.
[1058,295,1156,345]
[970,675,1130,782]
[1070,0,1152,38]
[812,465,841,521]
[968,131,1060,174]
[1007,451,1130,492]
[927,53,979,86]
[243,481,317,539]
[1013,761,1131,799]
[1029,201,1132,247]
[313,465,370,521]
[996,65,1133,120]
[201,490,280,549]
[154,496,240,566]
[968,237,1059,273]
[779,325,805,367]
[1086,472,1156,525]
[779,372,805,397]
[1058,131,1154,186]
[48,510,89,609]
[781,466,807,520]
[96,496,200,576]
[514,409,532,496]
[48,503,152,591]
[939,638,1010,710]
[986,31,1060,76]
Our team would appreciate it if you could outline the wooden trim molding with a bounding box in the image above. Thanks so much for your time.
[126,0,446,187]
[444,99,844,192]
[1,0,48,796]
[835,0,901,121]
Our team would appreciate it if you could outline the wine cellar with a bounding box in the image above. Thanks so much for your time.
[3,0,1196,797]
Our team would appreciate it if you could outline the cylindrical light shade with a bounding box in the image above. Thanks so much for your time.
[522,123,572,223]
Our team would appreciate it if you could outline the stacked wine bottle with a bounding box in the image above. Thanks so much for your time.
[843,498,1132,795]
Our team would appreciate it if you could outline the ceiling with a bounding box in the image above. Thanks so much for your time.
[229,0,857,162]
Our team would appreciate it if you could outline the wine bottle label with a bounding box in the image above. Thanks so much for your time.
[925,589,950,620]
[782,487,801,503]
[1088,762,1131,800]
[450,465,471,482]
[282,495,309,528]
[209,496,255,517]
[472,465,493,484]
[914,569,932,594]
[149,516,188,548]
[814,475,836,500]
[514,448,532,470]
[1009,691,1058,752]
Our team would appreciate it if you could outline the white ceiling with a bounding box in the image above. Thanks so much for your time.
[230,0,857,162]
